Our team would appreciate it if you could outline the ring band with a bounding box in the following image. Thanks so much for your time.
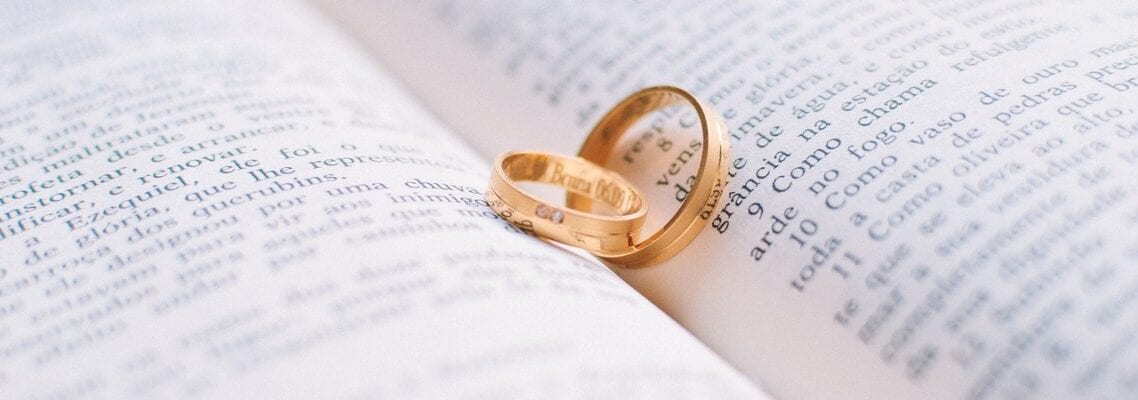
[487,151,648,256]
[567,85,729,268]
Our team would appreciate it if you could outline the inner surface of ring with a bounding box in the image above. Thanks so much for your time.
[594,91,685,157]
[567,85,726,267]
[570,90,693,218]
[502,153,641,214]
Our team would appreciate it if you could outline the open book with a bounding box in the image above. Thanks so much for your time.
[4,0,1138,398]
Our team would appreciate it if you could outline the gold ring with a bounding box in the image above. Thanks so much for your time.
[487,151,648,256]
[567,85,728,268]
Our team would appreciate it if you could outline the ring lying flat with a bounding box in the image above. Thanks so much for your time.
[567,85,729,268]
[487,151,648,257]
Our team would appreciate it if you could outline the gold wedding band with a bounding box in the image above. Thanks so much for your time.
[567,86,729,268]
[487,151,648,256]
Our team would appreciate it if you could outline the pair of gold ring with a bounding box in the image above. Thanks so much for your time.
[486,86,728,268]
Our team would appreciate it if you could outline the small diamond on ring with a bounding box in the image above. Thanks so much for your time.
[536,204,552,218]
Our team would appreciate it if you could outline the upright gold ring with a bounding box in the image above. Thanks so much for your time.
[487,151,648,257]
[567,85,729,268]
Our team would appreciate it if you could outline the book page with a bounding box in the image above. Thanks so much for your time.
[319,1,1138,398]
[0,1,766,398]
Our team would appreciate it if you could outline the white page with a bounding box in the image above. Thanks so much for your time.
[319,0,1138,398]
[0,1,766,398]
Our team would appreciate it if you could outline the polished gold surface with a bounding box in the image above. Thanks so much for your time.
[568,85,729,268]
[487,151,648,256]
